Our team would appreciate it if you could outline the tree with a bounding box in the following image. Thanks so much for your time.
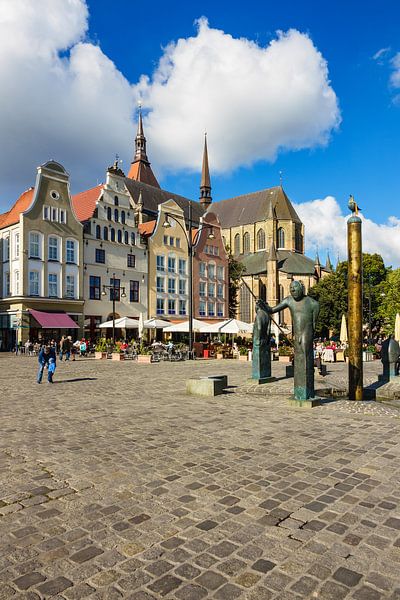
[308,253,388,338]
[377,269,400,334]
[226,247,246,318]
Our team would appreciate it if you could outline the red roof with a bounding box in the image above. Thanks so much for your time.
[128,161,160,188]
[138,220,156,236]
[72,184,103,222]
[0,188,34,229]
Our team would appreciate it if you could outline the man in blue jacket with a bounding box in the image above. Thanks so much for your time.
[37,345,57,384]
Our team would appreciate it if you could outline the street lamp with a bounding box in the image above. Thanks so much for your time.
[162,201,214,359]
[101,272,126,344]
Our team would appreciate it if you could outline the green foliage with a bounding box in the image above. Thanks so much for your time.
[308,253,388,338]
[95,337,108,352]
[226,246,246,318]
[138,341,152,355]
[377,268,400,334]
[239,346,248,356]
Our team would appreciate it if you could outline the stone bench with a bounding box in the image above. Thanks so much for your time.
[186,375,228,396]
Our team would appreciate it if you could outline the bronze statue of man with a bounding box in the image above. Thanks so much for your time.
[268,280,319,400]
[252,298,272,383]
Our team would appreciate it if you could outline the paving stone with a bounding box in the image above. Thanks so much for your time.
[175,563,202,579]
[37,576,73,595]
[147,573,183,596]
[318,580,349,599]
[13,572,46,590]
[353,586,383,600]
[333,567,363,587]
[70,546,104,563]
[175,583,208,600]
[235,571,261,587]
[195,570,227,590]
[252,559,276,573]
[196,519,218,531]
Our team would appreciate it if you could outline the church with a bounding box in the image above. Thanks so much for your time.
[124,112,331,329]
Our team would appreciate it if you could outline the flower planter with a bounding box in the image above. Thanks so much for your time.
[279,355,292,363]
[112,353,125,361]
[363,351,373,362]
[95,351,107,360]
[239,355,248,361]
[137,355,152,364]
[216,353,224,360]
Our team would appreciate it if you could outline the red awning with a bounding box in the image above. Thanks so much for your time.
[30,309,79,329]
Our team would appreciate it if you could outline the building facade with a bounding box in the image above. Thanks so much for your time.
[139,200,190,321]
[0,161,84,349]
[193,212,229,321]
[72,161,148,340]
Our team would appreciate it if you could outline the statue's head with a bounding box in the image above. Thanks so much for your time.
[290,280,305,301]
[255,298,269,312]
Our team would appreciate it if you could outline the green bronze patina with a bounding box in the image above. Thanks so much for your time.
[252,298,272,383]
[269,281,319,401]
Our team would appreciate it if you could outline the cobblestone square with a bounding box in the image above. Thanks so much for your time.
[1,355,400,599]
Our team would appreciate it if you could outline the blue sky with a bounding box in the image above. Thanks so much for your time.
[1,0,400,264]
[86,0,400,223]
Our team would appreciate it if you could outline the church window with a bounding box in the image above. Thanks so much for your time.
[243,232,250,253]
[103,226,108,241]
[110,228,115,242]
[277,227,285,249]
[96,225,101,239]
[117,230,122,243]
[257,229,265,250]
[107,207,112,220]
[234,233,240,255]
[240,283,251,323]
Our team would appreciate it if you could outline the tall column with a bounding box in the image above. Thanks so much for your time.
[347,206,363,401]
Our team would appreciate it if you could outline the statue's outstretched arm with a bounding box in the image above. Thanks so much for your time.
[269,299,289,314]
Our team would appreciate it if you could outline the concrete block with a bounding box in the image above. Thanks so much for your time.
[288,397,321,408]
[201,375,228,387]
[285,365,294,378]
[186,377,226,396]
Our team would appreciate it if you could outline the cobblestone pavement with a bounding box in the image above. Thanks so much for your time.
[1,355,400,599]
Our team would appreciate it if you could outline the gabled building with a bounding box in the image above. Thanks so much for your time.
[139,200,189,321]
[72,160,147,341]
[0,161,84,349]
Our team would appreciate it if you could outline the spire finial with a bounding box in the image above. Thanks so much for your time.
[199,133,212,206]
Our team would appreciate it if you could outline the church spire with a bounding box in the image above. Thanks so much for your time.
[128,105,160,188]
[199,133,212,206]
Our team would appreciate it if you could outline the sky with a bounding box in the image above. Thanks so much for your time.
[1,0,400,266]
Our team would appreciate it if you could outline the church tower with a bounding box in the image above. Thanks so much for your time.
[199,134,212,207]
[128,107,160,188]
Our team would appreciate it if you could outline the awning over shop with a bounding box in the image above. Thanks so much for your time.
[29,309,79,329]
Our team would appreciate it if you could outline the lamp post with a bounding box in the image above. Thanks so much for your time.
[162,201,214,359]
[101,272,126,345]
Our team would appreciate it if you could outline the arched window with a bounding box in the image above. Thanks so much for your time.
[257,228,265,250]
[103,226,108,241]
[114,195,119,206]
[124,231,129,244]
[107,207,112,221]
[243,232,250,253]
[277,227,285,249]
[110,228,115,242]
[234,233,240,255]
[131,232,136,246]
[96,225,101,240]
[114,208,119,222]
[121,210,126,225]
[117,230,122,243]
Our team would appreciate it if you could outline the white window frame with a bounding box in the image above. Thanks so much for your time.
[14,270,20,295]
[29,232,41,259]
[156,255,165,272]
[48,236,59,261]
[29,271,39,296]
[66,239,76,264]
[48,272,58,297]
[66,274,75,298]
[14,232,20,259]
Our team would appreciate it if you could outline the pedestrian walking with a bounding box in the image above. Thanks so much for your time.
[37,345,57,384]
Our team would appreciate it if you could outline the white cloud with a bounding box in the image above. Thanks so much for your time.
[0,0,135,205]
[139,18,340,174]
[390,52,400,89]
[372,47,391,62]
[294,197,400,268]
[0,4,340,207]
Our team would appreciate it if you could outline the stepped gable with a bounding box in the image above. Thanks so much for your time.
[211,186,301,228]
